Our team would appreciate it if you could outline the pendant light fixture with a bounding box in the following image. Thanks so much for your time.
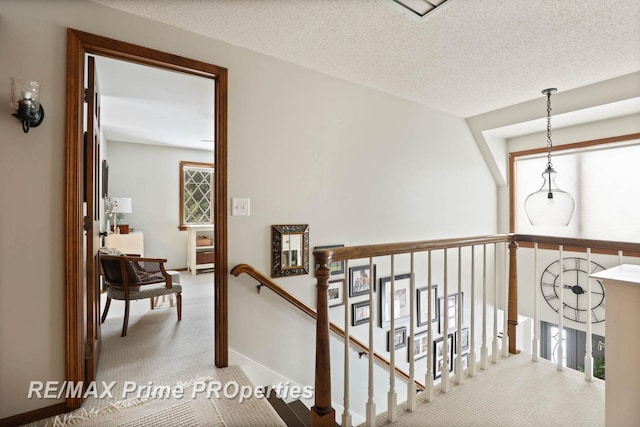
[524,88,575,226]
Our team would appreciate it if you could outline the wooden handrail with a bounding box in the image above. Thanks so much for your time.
[230,263,425,389]
[312,233,640,265]
[313,234,509,266]
[513,234,640,256]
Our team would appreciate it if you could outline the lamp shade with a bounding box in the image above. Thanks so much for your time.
[524,168,575,226]
[111,197,132,214]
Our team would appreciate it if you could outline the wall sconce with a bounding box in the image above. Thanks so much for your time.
[10,78,44,133]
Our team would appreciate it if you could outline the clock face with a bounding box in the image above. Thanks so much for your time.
[540,257,606,323]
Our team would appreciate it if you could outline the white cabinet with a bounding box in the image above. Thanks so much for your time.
[186,225,214,275]
[591,264,640,427]
[105,231,144,256]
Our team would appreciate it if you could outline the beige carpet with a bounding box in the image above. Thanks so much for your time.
[28,271,284,427]
[374,353,605,426]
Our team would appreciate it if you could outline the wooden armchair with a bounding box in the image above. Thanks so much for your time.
[100,254,182,337]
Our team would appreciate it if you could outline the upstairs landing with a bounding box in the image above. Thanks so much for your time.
[375,353,604,426]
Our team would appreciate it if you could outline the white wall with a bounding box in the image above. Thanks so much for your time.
[107,140,212,269]
[0,0,497,419]
[226,53,498,417]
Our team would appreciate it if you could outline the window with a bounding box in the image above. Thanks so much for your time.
[512,136,640,241]
[180,161,214,229]
[540,321,605,379]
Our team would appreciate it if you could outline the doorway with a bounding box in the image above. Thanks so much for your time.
[64,29,228,411]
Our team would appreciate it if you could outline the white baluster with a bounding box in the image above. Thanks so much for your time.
[342,259,352,427]
[532,243,539,362]
[365,257,375,426]
[468,245,477,377]
[481,244,488,370]
[387,256,397,422]
[455,247,463,384]
[557,246,564,371]
[424,251,435,402]
[407,253,416,411]
[618,250,624,265]
[492,243,499,364]
[441,249,450,392]
[502,241,509,358]
[584,248,593,382]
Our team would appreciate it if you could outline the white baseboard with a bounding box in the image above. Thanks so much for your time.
[228,348,312,406]
[229,348,371,424]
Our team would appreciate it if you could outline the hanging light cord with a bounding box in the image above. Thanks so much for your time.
[543,88,557,199]
[545,91,553,172]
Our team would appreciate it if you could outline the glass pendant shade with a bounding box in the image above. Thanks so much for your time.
[525,167,575,226]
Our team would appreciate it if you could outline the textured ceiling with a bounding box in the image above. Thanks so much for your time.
[91,0,640,118]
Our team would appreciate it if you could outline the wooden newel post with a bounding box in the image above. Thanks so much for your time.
[508,240,520,354]
[311,260,336,427]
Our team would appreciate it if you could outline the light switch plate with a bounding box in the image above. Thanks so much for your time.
[232,197,250,216]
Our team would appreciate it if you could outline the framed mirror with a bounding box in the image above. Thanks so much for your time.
[271,224,309,277]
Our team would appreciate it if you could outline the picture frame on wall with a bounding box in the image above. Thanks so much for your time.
[314,244,345,276]
[387,326,408,351]
[349,264,376,297]
[327,278,345,308]
[433,333,455,380]
[417,285,439,327]
[461,352,469,370]
[379,273,412,328]
[351,300,371,326]
[459,327,470,351]
[439,293,463,333]
[410,330,429,361]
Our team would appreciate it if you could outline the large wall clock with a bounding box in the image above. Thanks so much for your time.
[540,257,606,323]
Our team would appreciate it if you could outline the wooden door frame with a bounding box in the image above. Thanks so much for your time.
[65,28,228,411]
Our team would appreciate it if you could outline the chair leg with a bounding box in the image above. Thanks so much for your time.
[150,297,155,310]
[101,297,112,324]
[122,299,130,337]
[176,292,182,321]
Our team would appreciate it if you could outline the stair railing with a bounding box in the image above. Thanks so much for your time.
[313,234,510,426]
[313,234,640,426]
[229,264,426,394]
[512,234,640,378]
[234,233,639,427]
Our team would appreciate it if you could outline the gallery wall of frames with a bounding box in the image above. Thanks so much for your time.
[317,244,471,381]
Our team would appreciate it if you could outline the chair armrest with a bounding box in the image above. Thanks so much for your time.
[100,255,172,288]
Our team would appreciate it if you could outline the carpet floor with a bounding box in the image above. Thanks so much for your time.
[374,352,605,426]
[28,271,284,427]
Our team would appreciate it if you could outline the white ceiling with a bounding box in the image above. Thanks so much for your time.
[91,0,640,148]
[94,56,215,151]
